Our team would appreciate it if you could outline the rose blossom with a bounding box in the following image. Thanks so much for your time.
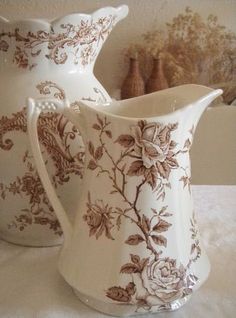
[140,258,186,304]
[131,123,170,169]
[130,121,178,180]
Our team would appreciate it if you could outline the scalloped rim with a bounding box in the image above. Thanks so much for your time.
[0,5,128,26]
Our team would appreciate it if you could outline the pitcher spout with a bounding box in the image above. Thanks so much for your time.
[115,5,129,22]
[181,85,223,137]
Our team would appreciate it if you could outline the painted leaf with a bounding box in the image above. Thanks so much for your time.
[180,176,190,188]
[106,286,131,302]
[105,130,112,138]
[127,160,146,176]
[169,122,178,131]
[156,161,170,179]
[151,234,167,247]
[125,234,144,245]
[96,115,104,126]
[88,141,95,157]
[159,206,168,215]
[153,219,172,232]
[191,243,196,254]
[184,138,192,149]
[125,282,136,296]
[169,140,177,149]
[158,191,166,201]
[161,211,173,217]
[120,263,139,273]
[115,134,135,148]
[137,120,146,130]
[140,257,149,270]
[166,156,179,168]
[151,208,158,215]
[95,146,103,160]
[87,160,97,170]
[145,169,157,189]
[92,123,101,130]
[116,214,122,230]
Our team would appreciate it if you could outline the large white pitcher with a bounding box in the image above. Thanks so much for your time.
[27,84,222,316]
[0,5,128,246]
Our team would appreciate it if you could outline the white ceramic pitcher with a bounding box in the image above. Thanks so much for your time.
[27,84,222,316]
[0,5,128,246]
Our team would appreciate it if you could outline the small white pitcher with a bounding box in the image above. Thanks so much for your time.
[27,84,222,316]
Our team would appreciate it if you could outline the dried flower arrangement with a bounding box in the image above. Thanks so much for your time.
[124,7,236,104]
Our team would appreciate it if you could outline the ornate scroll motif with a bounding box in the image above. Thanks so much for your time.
[0,81,84,234]
[0,14,117,69]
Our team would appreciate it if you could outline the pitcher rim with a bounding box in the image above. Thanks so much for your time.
[80,84,223,122]
[0,4,128,25]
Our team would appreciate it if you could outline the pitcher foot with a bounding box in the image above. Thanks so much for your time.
[73,288,191,316]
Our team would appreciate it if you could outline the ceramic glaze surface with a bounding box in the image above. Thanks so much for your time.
[0,5,128,246]
[27,85,222,315]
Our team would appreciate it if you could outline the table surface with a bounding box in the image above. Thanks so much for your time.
[0,185,235,318]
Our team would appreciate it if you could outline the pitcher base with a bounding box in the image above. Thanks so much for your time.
[0,231,63,247]
[73,288,191,316]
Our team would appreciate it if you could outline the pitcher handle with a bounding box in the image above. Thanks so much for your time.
[27,97,81,245]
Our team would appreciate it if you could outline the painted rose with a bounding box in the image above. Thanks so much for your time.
[131,121,179,179]
[141,258,186,304]
[83,192,114,240]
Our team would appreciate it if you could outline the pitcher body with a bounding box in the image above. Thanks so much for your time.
[27,84,222,315]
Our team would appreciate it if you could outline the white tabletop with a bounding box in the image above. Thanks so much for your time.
[0,186,235,318]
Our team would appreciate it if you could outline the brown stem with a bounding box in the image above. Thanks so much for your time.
[133,179,146,222]
[98,123,160,258]
[112,210,137,224]
[141,228,161,258]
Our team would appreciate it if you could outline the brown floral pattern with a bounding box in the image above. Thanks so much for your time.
[1,151,62,234]
[141,258,187,304]
[0,80,108,234]
[0,14,117,69]
[83,114,202,312]
[188,212,201,266]
[131,121,178,172]
[0,81,82,234]
[179,125,195,193]
[83,192,114,240]
[114,120,178,201]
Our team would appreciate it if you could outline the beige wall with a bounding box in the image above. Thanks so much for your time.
[1,0,236,184]
[191,106,236,185]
